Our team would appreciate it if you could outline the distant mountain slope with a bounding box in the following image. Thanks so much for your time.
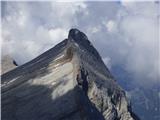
[1,55,18,75]
[111,65,160,120]
[1,29,139,120]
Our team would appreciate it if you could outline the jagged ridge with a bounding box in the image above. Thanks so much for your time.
[1,29,139,120]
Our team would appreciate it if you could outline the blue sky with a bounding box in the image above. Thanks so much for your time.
[1,1,160,88]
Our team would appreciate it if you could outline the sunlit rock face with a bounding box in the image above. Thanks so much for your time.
[1,29,139,120]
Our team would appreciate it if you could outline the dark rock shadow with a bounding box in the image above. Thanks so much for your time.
[2,83,105,120]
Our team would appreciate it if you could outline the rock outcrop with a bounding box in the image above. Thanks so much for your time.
[1,29,139,120]
[1,55,18,75]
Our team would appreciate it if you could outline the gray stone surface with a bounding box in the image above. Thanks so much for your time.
[1,55,17,75]
[1,29,139,120]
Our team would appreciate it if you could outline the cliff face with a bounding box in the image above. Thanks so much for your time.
[1,29,139,120]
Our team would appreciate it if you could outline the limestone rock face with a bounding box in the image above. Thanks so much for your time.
[1,29,139,120]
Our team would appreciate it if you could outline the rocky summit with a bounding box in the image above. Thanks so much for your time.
[1,29,139,120]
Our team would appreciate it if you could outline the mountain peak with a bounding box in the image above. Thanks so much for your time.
[68,28,88,40]
[1,29,139,120]
[68,28,89,47]
[67,28,102,63]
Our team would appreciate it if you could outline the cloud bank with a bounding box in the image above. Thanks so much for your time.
[2,2,87,64]
[1,1,159,87]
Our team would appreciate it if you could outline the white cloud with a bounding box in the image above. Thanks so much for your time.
[104,20,117,33]
[91,27,100,33]
[48,28,68,43]
[87,25,101,34]
[1,1,88,64]
[118,1,159,84]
